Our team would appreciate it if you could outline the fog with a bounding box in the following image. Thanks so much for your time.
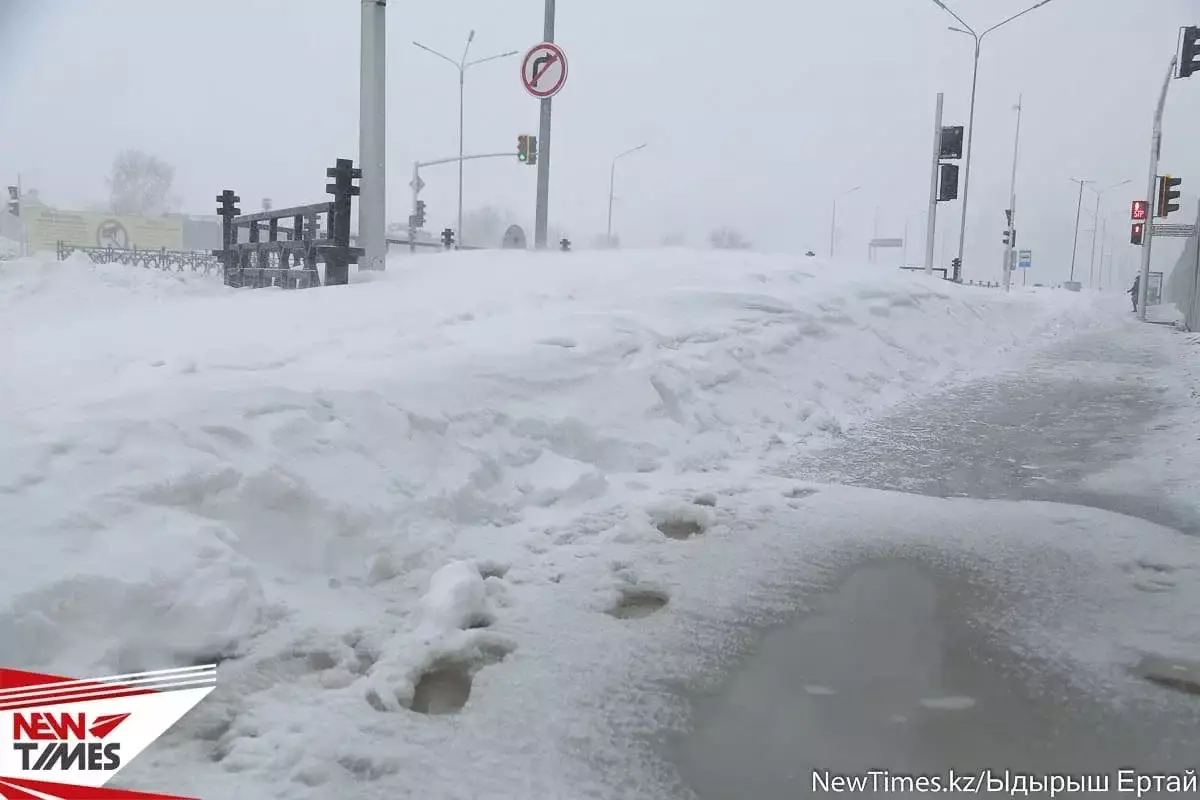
[2,0,1199,284]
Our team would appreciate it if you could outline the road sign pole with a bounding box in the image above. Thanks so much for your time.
[1139,55,1178,321]
[534,0,556,250]
[924,93,944,277]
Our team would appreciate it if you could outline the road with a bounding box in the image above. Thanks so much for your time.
[668,323,1200,799]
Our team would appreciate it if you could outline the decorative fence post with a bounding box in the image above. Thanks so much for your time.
[323,158,362,286]
[215,190,241,287]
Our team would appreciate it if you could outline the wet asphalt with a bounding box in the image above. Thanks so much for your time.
[669,325,1200,798]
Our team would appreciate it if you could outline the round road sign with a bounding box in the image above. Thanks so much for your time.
[521,42,567,99]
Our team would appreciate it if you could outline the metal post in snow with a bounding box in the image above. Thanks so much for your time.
[534,0,555,249]
[1138,56,1177,321]
[358,0,387,271]
[410,161,420,254]
[1002,95,1022,293]
[1068,178,1090,283]
[925,93,944,277]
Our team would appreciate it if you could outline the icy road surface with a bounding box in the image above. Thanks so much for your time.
[672,316,1200,799]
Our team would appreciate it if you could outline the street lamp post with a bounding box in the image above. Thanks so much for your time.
[413,34,518,247]
[1067,178,1093,284]
[830,184,863,258]
[927,0,1057,282]
[606,143,647,247]
[1087,179,1130,289]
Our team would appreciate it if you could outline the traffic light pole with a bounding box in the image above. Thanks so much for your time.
[1137,55,1178,321]
[410,152,519,250]
[924,93,944,277]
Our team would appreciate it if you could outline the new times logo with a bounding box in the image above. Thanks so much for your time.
[13,709,128,772]
[0,665,217,800]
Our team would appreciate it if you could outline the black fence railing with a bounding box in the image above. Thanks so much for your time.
[215,158,364,289]
[56,242,223,275]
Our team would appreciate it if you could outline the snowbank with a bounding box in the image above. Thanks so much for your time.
[1,250,1113,797]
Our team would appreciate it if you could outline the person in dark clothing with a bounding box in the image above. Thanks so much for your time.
[1129,275,1140,312]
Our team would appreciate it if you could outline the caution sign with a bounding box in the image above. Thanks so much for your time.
[25,209,184,254]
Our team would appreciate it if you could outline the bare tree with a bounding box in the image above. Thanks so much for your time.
[107,149,177,216]
[709,226,751,250]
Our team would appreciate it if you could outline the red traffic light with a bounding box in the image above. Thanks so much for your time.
[1131,200,1148,221]
[1131,222,1145,246]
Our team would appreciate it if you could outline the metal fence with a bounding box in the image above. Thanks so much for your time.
[214,158,363,289]
[56,242,223,275]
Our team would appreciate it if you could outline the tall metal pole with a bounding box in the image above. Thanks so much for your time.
[358,0,387,271]
[458,69,465,245]
[1067,179,1090,283]
[410,161,420,254]
[1002,94,1022,293]
[925,93,944,277]
[954,41,980,283]
[1138,56,1178,321]
[830,199,838,258]
[607,161,616,246]
[534,0,556,249]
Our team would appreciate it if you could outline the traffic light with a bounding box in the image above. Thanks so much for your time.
[517,134,538,165]
[939,126,964,160]
[1131,200,1148,221]
[414,200,426,228]
[938,163,959,201]
[6,185,18,217]
[1156,175,1182,218]
[1131,221,1145,246]
[1002,228,1016,247]
[1178,26,1200,79]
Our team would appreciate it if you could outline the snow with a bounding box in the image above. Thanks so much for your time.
[0,236,19,260]
[1,249,1184,798]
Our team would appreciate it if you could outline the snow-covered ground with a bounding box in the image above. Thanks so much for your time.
[3,250,1187,798]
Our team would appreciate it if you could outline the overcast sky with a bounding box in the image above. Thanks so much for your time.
[2,0,1199,285]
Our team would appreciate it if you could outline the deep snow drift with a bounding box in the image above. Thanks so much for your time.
[2,250,1176,798]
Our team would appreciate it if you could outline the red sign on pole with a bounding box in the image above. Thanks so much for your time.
[1131,200,1149,221]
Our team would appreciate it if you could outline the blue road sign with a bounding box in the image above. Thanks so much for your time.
[1018,249,1032,268]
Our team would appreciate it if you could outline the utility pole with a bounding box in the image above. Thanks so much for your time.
[1067,178,1092,284]
[358,0,387,270]
[1002,95,1022,293]
[924,93,944,277]
[1138,56,1178,320]
[534,0,556,249]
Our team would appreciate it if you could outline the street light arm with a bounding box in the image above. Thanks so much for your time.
[465,50,520,69]
[981,0,1056,41]
[412,41,461,71]
[615,143,648,161]
[929,0,977,38]
[461,31,475,68]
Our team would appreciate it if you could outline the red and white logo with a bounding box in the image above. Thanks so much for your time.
[0,665,217,799]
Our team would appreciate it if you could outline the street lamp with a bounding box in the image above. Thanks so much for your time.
[413,33,518,246]
[607,143,648,247]
[1087,179,1130,288]
[830,184,863,258]
[927,0,1058,281]
[1067,177,1094,284]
